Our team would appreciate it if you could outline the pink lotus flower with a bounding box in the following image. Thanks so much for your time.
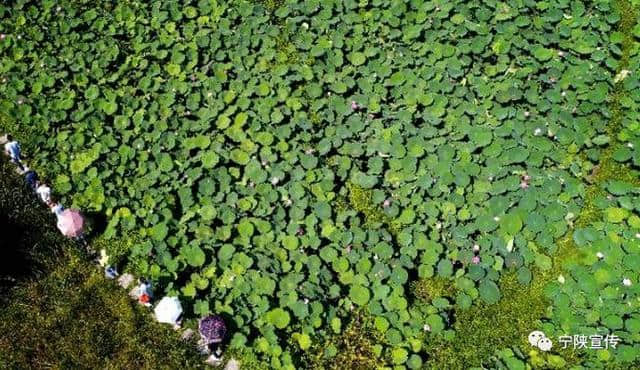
[296,227,305,236]
[0,34,5,40]
[520,181,529,189]
[382,198,392,208]
[522,174,531,182]
[351,101,360,110]
[471,256,481,264]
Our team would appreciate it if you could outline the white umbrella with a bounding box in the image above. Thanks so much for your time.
[154,296,183,324]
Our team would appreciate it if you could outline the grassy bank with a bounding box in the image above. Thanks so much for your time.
[0,158,205,369]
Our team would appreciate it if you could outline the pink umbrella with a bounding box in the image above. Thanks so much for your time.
[57,209,84,237]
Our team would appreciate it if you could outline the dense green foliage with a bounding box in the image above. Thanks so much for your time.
[1,0,639,368]
[0,158,205,369]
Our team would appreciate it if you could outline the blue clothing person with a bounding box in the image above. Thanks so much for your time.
[4,136,23,170]
[25,170,38,191]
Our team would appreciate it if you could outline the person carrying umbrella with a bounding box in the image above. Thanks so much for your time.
[49,198,64,217]
[154,296,183,329]
[199,315,227,356]
[55,208,88,247]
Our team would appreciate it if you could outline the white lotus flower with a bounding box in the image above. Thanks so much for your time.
[558,275,565,284]
[623,278,632,287]
[596,252,604,259]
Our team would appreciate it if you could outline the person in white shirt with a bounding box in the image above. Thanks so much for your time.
[36,181,52,204]
[3,134,23,169]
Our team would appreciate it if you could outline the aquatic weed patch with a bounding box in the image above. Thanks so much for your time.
[0,0,637,367]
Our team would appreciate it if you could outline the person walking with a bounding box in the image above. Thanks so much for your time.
[3,134,23,169]
[50,198,64,217]
[36,181,52,204]
[24,167,38,191]
[136,278,153,307]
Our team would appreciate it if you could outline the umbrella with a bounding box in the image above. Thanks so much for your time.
[57,209,84,237]
[154,296,183,324]
[199,315,227,344]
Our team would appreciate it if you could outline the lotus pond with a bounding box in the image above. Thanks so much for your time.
[1,0,640,368]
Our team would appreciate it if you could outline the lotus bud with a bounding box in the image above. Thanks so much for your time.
[558,51,564,57]
[270,177,279,185]
[283,198,292,207]
[261,159,268,166]
[534,128,542,136]
[57,6,62,12]
[524,111,530,117]
[472,244,480,253]
[623,278,632,287]
[17,35,21,40]
[423,324,431,332]
[627,142,634,148]
[561,91,566,97]
[17,98,23,105]
[493,216,500,222]
[488,176,493,181]
[373,254,378,260]
[207,92,213,97]
[596,252,604,259]
[636,233,640,239]
[302,22,309,29]
[471,256,480,264]
[304,298,309,304]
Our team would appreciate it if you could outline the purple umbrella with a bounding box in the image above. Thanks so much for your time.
[57,209,84,237]
[199,315,227,344]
